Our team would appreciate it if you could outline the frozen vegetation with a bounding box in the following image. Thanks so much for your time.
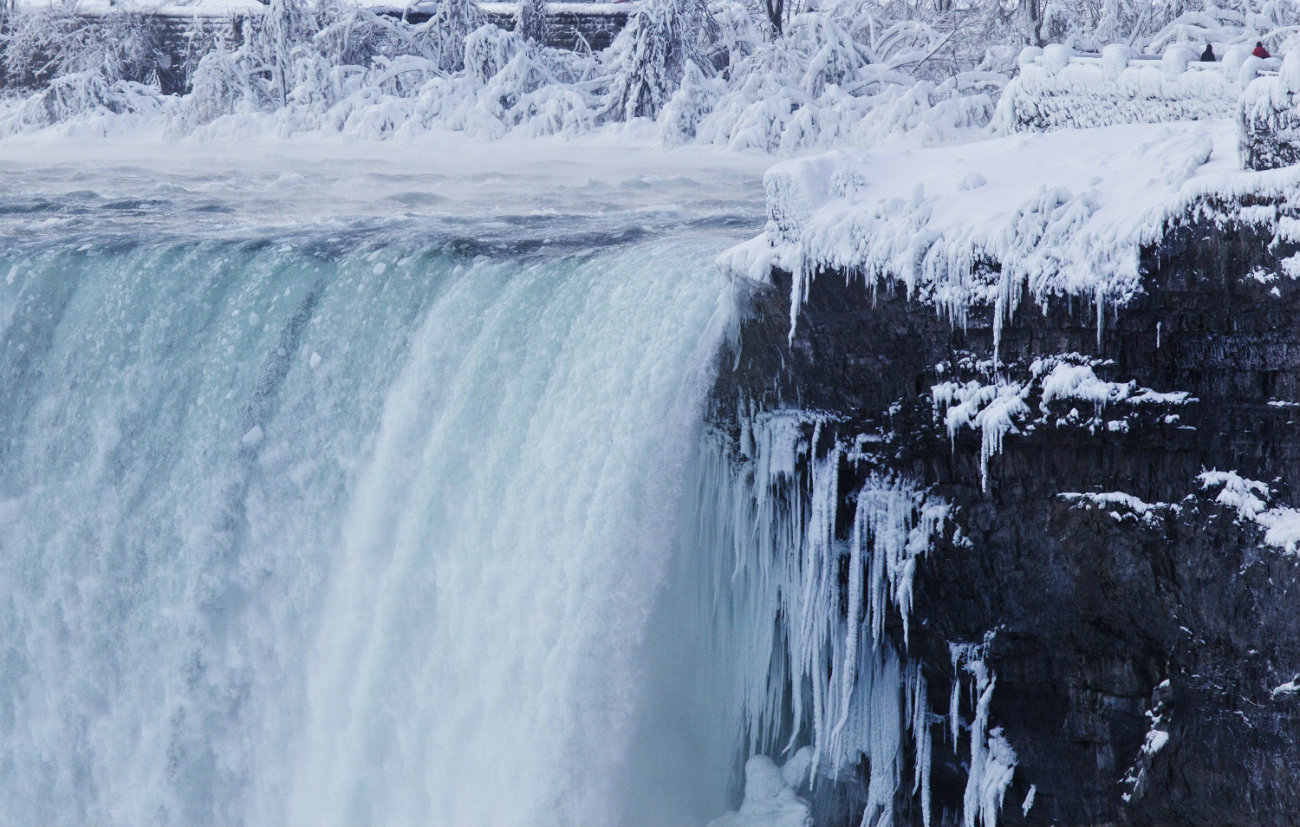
[0,0,1296,152]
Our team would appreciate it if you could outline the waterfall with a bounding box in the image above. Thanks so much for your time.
[0,152,986,827]
[0,229,739,825]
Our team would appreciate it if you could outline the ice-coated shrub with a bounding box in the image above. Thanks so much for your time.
[312,0,432,66]
[516,0,547,44]
[0,8,164,87]
[420,0,487,73]
[659,59,722,145]
[1,70,160,134]
[787,12,863,98]
[465,24,525,85]
[168,48,268,134]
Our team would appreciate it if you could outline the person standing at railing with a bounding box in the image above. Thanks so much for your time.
[1201,44,1216,62]
[1253,41,1271,59]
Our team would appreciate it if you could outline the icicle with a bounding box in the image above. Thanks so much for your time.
[911,669,933,827]
[705,411,951,825]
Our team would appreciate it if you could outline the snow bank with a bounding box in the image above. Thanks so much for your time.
[727,118,1300,350]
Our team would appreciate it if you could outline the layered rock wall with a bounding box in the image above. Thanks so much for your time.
[711,197,1300,824]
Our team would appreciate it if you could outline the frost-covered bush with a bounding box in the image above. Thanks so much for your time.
[1240,52,1300,170]
[312,0,433,66]
[659,59,722,145]
[422,0,487,73]
[0,8,164,88]
[0,70,160,135]
[465,23,525,85]
[516,0,547,44]
[168,47,272,134]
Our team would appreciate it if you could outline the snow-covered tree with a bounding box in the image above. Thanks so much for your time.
[516,0,548,44]
[600,0,720,120]
[418,0,487,73]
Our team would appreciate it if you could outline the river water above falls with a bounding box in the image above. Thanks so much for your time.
[0,135,772,825]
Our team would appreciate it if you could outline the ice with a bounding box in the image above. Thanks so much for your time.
[747,119,1267,354]
[687,411,949,825]
[933,379,1029,493]
[1272,678,1300,698]
[997,48,1241,134]
[706,755,811,827]
[952,642,1015,827]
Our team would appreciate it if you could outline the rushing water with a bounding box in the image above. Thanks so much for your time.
[0,137,771,825]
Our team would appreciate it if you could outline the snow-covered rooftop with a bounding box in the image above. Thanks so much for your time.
[720,118,1300,346]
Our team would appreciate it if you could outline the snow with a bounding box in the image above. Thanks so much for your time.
[1198,470,1300,556]
[1272,678,1300,699]
[1037,361,1191,412]
[706,754,811,827]
[735,118,1298,351]
[997,46,1261,134]
[1060,491,1179,526]
[1199,469,1270,519]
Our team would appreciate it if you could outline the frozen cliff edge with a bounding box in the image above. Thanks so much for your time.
[718,118,1300,352]
[707,118,1300,825]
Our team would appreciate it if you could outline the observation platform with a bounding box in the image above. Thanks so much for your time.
[998,43,1298,171]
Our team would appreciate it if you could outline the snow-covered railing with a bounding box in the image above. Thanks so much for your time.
[1241,53,1300,171]
[994,42,1279,135]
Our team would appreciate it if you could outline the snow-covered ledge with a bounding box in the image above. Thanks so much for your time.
[719,119,1300,352]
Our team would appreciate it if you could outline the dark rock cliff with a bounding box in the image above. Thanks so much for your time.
[709,197,1300,825]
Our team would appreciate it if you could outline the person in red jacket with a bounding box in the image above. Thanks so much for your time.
[1253,41,1271,58]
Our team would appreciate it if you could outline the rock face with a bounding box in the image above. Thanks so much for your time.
[709,198,1300,825]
